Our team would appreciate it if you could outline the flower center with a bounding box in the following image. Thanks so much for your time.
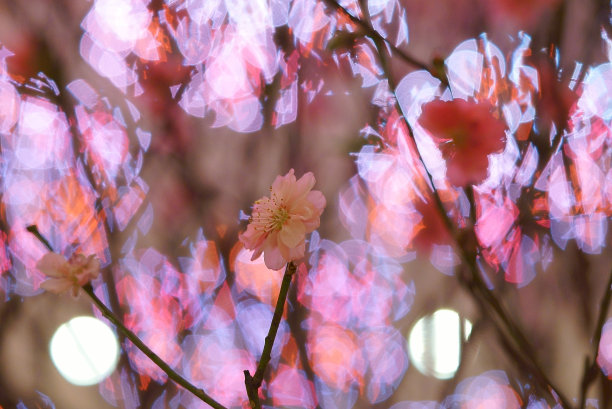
[448,126,469,149]
[270,206,289,231]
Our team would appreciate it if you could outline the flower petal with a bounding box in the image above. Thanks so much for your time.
[291,172,316,201]
[264,245,286,270]
[279,219,305,249]
[287,239,306,261]
[37,253,68,278]
[271,169,296,196]
[40,278,72,294]
[241,169,326,270]
[240,224,266,249]
[306,190,326,212]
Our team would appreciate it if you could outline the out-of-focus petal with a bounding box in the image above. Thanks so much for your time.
[419,99,506,186]
[40,278,73,294]
[36,253,68,277]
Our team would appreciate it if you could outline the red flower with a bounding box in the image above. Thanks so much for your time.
[419,99,507,187]
[412,196,452,255]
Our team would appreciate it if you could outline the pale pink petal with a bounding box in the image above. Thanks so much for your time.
[76,256,101,282]
[302,192,326,232]
[266,230,286,260]
[241,169,325,269]
[37,253,68,278]
[287,239,306,260]
[40,278,73,294]
[76,271,95,286]
[271,168,296,194]
[277,235,307,263]
[277,239,291,262]
[254,230,279,262]
[279,219,306,248]
[290,172,316,202]
[86,257,101,278]
[306,190,326,212]
[251,244,265,261]
[264,244,286,270]
[240,224,266,251]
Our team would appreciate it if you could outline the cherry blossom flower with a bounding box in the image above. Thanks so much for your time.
[240,169,326,270]
[419,99,507,187]
[37,252,101,297]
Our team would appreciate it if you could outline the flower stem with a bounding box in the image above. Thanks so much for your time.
[578,267,612,409]
[26,225,54,252]
[27,225,227,409]
[244,261,297,409]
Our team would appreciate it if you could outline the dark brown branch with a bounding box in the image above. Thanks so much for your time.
[82,284,227,409]
[339,2,573,406]
[322,0,447,84]
[245,262,297,409]
[27,225,227,409]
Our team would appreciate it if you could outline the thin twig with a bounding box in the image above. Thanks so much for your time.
[322,0,446,84]
[578,267,612,409]
[27,225,227,409]
[26,225,54,252]
[82,285,227,409]
[244,262,297,409]
[459,193,574,409]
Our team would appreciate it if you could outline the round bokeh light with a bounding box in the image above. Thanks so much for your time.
[49,316,119,386]
[407,309,472,380]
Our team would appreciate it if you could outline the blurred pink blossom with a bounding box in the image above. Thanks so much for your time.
[37,253,100,297]
[240,169,326,270]
[598,318,612,378]
[419,99,507,187]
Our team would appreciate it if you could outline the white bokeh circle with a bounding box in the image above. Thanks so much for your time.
[407,309,472,379]
[49,316,119,386]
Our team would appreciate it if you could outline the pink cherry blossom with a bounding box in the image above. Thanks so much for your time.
[419,99,507,187]
[239,169,326,270]
[37,252,101,297]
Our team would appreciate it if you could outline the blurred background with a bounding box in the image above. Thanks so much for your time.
[0,0,611,408]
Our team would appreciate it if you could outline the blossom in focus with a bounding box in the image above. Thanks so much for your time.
[37,252,101,297]
[239,169,326,270]
[419,99,506,187]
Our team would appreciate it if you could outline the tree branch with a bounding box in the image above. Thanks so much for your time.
[322,0,447,84]
[27,225,227,409]
[336,1,573,405]
[82,284,227,409]
[245,262,297,409]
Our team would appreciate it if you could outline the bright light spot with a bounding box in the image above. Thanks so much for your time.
[49,316,119,386]
[407,309,472,379]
